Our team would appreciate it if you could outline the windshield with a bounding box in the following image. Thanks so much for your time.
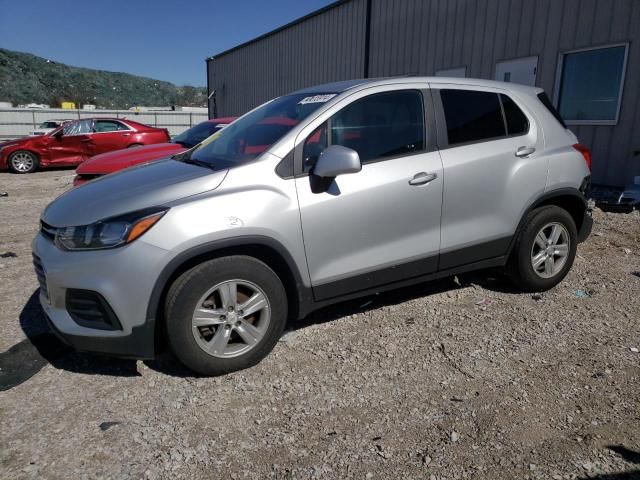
[171,121,226,148]
[187,92,337,169]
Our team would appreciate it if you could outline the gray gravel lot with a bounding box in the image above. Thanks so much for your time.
[1,169,639,479]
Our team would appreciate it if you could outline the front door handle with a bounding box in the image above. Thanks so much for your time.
[121,133,131,137]
[515,146,536,157]
[409,172,438,186]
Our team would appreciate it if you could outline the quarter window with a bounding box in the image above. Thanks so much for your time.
[500,94,529,136]
[556,44,627,123]
[440,90,505,145]
[303,90,425,172]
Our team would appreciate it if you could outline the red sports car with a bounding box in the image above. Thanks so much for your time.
[73,117,236,186]
[0,118,170,174]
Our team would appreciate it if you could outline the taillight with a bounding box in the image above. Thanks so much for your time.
[573,143,592,171]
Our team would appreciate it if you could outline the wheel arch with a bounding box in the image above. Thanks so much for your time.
[146,236,312,353]
[507,188,588,258]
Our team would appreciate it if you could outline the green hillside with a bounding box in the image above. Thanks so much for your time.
[0,48,206,109]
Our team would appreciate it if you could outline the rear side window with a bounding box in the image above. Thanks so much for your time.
[537,92,567,128]
[500,94,529,135]
[303,90,425,172]
[440,90,504,145]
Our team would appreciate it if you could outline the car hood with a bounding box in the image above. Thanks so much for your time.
[76,143,186,174]
[43,159,228,227]
[0,137,30,149]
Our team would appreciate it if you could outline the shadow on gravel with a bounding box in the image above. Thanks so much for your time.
[292,268,512,331]
[4,270,516,383]
[577,446,640,480]
[0,290,141,390]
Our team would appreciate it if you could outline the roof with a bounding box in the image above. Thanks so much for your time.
[290,76,544,95]
[207,0,347,61]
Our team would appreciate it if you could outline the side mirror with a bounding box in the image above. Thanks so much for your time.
[313,145,361,178]
[53,129,64,138]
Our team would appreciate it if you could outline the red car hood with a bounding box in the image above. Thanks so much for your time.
[0,137,30,148]
[76,142,186,174]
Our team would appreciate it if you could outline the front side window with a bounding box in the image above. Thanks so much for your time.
[188,92,337,170]
[62,119,93,135]
[440,89,505,145]
[303,90,425,172]
[557,44,627,123]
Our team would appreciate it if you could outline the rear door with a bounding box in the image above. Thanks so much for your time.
[91,120,134,154]
[433,85,545,269]
[294,86,443,300]
[46,119,94,165]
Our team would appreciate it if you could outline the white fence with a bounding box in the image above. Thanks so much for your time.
[0,108,209,140]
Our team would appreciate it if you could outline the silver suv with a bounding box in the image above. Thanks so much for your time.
[33,77,593,375]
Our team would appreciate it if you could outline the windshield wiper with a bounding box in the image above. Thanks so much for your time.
[180,157,216,170]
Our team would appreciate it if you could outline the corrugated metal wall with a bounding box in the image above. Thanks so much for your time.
[208,0,640,187]
[208,0,367,117]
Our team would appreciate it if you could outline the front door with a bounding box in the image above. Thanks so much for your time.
[294,88,443,300]
[46,119,95,165]
[495,56,538,86]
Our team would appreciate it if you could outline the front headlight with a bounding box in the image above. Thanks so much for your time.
[55,207,167,251]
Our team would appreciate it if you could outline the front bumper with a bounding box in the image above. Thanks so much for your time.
[32,232,169,359]
[44,309,156,359]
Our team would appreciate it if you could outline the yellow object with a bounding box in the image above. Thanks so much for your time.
[61,102,76,109]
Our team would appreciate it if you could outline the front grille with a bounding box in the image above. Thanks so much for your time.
[40,221,58,242]
[32,254,49,301]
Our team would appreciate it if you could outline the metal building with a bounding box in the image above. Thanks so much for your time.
[207,0,640,187]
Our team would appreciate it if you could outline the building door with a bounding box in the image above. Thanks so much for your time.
[495,56,538,86]
[436,67,466,78]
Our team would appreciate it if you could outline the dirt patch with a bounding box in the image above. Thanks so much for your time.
[0,170,639,479]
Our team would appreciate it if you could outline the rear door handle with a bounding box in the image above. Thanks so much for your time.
[515,146,536,157]
[121,133,131,136]
[80,138,92,142]
[409,172,438,186]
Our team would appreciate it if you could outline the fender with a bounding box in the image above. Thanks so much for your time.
[145,235,314,351]
[506,187,590,257]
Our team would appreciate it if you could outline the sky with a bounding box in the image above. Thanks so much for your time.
[0,0,334,87]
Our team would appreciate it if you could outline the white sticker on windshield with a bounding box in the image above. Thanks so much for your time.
[298,94,337,105]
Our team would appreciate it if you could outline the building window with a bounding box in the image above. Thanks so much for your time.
[556,44,628,125]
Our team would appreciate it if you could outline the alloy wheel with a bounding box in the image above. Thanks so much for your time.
[191,279,271,358]
[10,152,34,173]
[530,222,570,278]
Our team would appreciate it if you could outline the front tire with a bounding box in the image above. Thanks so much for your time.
[8,150,39,173]
[164,256,288,376]
[507,206,577,292]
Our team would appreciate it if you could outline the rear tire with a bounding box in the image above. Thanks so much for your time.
[507,206,577,292]
[8,150,39,173]
[164,256,288,376]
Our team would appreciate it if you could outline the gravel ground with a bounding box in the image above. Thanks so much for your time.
[1,170,639,480]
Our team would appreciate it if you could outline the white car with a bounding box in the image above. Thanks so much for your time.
[30,120,71,136]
